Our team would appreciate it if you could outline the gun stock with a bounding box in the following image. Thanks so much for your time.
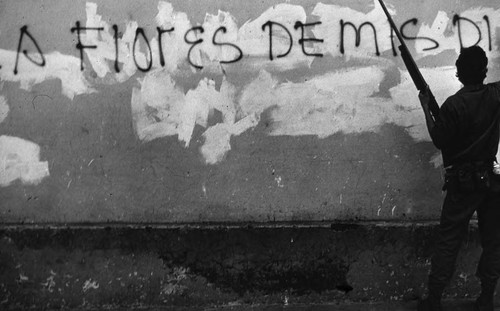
[378,0,440,122]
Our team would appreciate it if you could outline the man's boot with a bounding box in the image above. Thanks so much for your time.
[474,278,497,311]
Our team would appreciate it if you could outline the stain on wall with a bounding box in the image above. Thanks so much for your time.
[1,0,500,223]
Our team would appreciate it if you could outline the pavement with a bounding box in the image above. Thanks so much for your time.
[204,301,498,310]
[115,300,500,311]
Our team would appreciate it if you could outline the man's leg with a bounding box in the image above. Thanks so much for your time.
[475,192,500,311]
[421,191,481,310]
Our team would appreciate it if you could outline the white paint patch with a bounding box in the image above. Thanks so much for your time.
[0,135,50,187]
[131,70,185,142]
[238,66,458,141]
[389,66,461,142]
[195,11,240,69]
[132,67,262,164]
[264,67,387,137]
[200,114,259,164]
[0,50,95,99]
[132,65,462,164]
[84,3,143,80]
[0,95,8,124]
[131,69,238,148]
[155,1,193,72]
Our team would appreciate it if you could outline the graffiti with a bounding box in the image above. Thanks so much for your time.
[70,21,104,71]
[184,26,204,70]
[261,21,293,61]
[157,26,175,68]
[294,21,324,58]
[4,13,497,74]
[400,19,439,52]
[212,26,243,64]
[340,20,380,56]
[13,26,46,75]
[133,28,153,72]
[112,25,121,72]
[452,15,492,50]
[484,16,492,51]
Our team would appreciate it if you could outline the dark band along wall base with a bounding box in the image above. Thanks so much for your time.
[0,223,485,309]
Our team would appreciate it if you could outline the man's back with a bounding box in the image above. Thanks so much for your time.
[430,81,500,167]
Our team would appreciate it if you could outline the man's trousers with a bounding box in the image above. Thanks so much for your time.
[428,187,500,295]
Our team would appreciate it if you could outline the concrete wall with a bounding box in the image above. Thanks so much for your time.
[1,0,500,223]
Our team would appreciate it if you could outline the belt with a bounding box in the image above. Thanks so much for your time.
[445,161,493,173]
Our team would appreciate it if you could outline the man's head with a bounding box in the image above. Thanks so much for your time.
[455,45,488,85]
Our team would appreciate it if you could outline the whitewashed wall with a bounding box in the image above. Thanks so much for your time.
[0,0,499,223]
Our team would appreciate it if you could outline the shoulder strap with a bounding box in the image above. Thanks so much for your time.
[450,104,500,163]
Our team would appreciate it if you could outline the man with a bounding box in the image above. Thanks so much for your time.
[418,46,500,311]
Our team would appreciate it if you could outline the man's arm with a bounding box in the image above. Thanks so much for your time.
[419,87,461,150]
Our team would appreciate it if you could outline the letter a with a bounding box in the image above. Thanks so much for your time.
[14,25,46,75]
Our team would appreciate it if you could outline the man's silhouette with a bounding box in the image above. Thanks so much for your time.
[418,46,500,311]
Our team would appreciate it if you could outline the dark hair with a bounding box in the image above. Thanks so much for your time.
[455,46,488,85]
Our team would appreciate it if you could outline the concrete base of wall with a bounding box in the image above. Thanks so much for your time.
[0,222,492,310]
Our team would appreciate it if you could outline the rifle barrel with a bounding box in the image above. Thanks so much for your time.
[377,0,440,122]
[377,0,406,45]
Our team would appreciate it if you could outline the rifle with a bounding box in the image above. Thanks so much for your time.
[378,0,440,122]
